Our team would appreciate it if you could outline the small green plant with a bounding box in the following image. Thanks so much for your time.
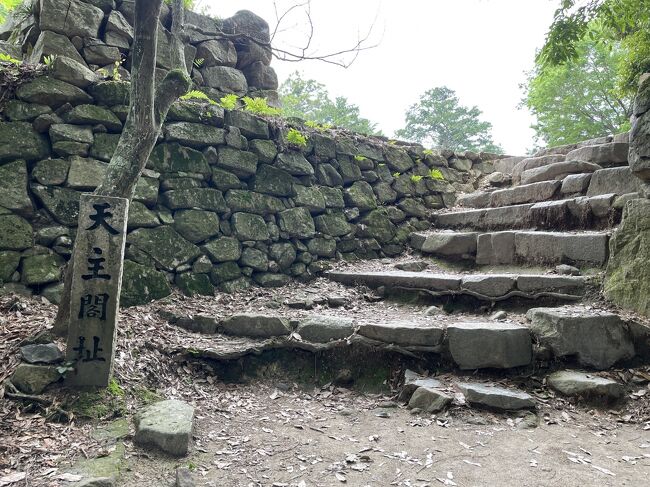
[219,93,239,110]
[429,168,445,180]
[241,96,281,116]
[354,155,369,162]
[107,378,124,397]
[410,175,424,182]
[193,57,205,68]
[286,128,307,148]
[388,140,397,145]
[43,54,56,67]
[111,60,122,81]
[305,120,332,131]
[423,149,434,156]
[180,89,217,104]
[392,172,401,178]
[97,67,109,77]
[188,462,197,471]
[0,53,21,64]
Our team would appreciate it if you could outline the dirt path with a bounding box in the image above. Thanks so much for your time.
[119,383,650,487]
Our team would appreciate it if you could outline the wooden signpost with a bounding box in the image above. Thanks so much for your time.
[65,194,129,387]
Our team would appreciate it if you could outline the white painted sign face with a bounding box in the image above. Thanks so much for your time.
[65,194,128,387]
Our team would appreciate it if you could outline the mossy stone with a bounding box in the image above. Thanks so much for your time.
[162,188,226,212]
[31,185,81,226]
[32,159,70,185]
[127,226,201,271]
[278,207,315,238]
[344,181,377,210]
[175,272,214,296]
[225,190,285,214]
[88,81,131,106]
[121,260,172,307]
[21,253,65,285]
[251,164,294,196]
[148,142,211,175]
[0,214,33,250]
[210,261,241,284]
[202,236,242,262]
[63,104,122,132]
[127,201,161,230]
[89,133,120,162]
[0,250,21,282]
[16,76,92,107]
[0,121,50,163]
[173,209,220,243]
[231,212,269,241]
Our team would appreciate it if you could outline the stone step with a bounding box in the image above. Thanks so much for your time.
[520,161,602,186]
[512,154,566,185]
[457,180,561,208]
[411,230,609,266]
[433,194,624,231]
[324,270,587,300]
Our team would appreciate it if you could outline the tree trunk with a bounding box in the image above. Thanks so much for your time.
[53,0,191,336]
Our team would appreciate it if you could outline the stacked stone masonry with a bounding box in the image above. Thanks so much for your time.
[0,2,509,305]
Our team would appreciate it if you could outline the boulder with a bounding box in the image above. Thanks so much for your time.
[512,154,566,184]
[278,207,315,238]
[11,364,60,394]
[106,10,134,41]
[293,185,326,213]
[51,55,98,88]
[88,81,130,106]
[224,110,269,139]
[210,262,241,285]
[161,189,227,212]
[605,198,650,316]
[253,272,290,288]
[63,105,122,132]
[20,343,63,364]
[66,156,107,189]
[561,173,592,194]
[29,30,87,66]
[4,100,51,122]
[384,146,414,173]
[547,370,624,404]
[249,139,277,163]
[251,165,294,196]
[0,122,49,162]
[90,133,120,161]
[231,212,269,241]
[211,168,242,191]
[0,251,20,282]
[0,215,33,250]
[410,231,477,258]
[31,185,81,226]
[220,314,291,338]
[167,101,225,125]
[242,62,278,90]
[16,77,93,108]
[240,247,269,271]
[149,143,210,175]
[201,66,247,94]
[173,210,220,243]
[408,387,452,413]
[127,201,160,229]
[196,39,237,67]
[202,236,241,262]
[398,370,442,402]
[127,226,201,271]
[490,180,561,207]
[457,382,535,411]
[21,253,64,285]
[212,147,258,177]
[134,400,194,456]
[40,0,104,38]
[164,123,226,149]
[306,238,336,258]
[175,273,214,297]
[344,181,377,210]
[275,152,314,176]
[222,10,271,43]
[526,307,635,369]
[0,160,33,216]
[83,42,121,65]
[297,316,355,342]
[121,260,172,307]
[461,275,516,297]
[225,190,284,214]
[447,322,532,369]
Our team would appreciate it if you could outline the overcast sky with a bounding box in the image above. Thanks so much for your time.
[199,0,559,155]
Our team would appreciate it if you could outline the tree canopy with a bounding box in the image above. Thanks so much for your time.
[395,86,502,153]
[538,0,650,95]
[279,71,380,135]
[523,32,632,147]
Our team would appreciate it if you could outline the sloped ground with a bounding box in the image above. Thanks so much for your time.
[1,277,650,486]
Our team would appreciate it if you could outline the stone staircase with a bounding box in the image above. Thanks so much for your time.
[155,135,650,411]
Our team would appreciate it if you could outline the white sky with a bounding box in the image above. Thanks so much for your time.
[197,0,560,155]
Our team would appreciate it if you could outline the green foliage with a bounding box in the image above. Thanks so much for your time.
[354,155,368,162]
[280,71,380,135]
[423,149,434,156]
[305,120,332,132]
[410,175,423,182]
[286,128,307,148]
[43,54,56,67]
[538,0,650,95]
[429,168,445,180]
[107,378,124,397]
[219,93,238,110]
[392,172,401,179]
[242,96,281,116]
[0,52,20,64]
[180,89,217,104]
[396,86,503,153]
[193,57,204,68]
[523,32,632,147]
[0,0,23,25]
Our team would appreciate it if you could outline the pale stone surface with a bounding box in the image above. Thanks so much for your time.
[561,173,592,194]
[527,307,635,369]
[520,161,602,185]
[489,180,561,207]
[398,370,442,402]
[11,363,61,394]
[547,370,624,402]
[475,231,516,265]
[20,343,63,364]
[448,322,532,369]
[65,195,128,387]
[513,231,609,266]
[586,167,642,197]
[220,314,291,338]
[408,386,452,412]
[565,143,629,166]
[134,400,194,456]
[410,231,478,258]
[297,316,356,342]
[457,382,535,410]
[357,322,444,348]
[461,275,516,297]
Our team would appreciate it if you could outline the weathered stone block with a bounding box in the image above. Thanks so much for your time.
[135,400,194,456]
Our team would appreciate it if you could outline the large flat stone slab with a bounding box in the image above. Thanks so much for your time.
[547,370,624,403]
[476,231,516,265]
[408,386,452,412]
[357,322,444,348]
[296,316,356,343]
[512,154,566,184]
[399,370,443,402]
[325,271,462,292]
[220,314,291,338]
[489,180,561,207]
[516,275,585,294]
[565,142,629,167]
[457,382,535,410]
[447,322,532,369]
[134,400,194,456]
[520,161,602,185]
[513,231,609,266]
[586,167,642,197]
[433,204,533,230]
[461,275,516,297]
[526,307,635,369]
[410,231,478,259]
